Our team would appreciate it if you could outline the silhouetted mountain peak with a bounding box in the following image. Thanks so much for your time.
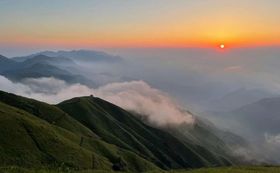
[0,54,11,62]
[0,54,7,59]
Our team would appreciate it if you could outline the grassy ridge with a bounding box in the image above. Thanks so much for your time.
[0,92,160,172]
[58,97,232,169]
[0,91,237,172]
[0,91,96,137]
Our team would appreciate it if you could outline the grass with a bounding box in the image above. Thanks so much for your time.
[0,166,279,173]
[0,91,160,172]
[1,91,278,172]
[58,96,232,169]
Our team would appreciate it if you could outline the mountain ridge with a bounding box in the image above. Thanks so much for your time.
[0,90,237,171]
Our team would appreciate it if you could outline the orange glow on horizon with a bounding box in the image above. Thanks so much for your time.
[2,35,280,49]
[2,1,280,50]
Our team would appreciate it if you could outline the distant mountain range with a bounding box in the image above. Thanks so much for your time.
[231,97,280,135]
[203,95,280,163]
[0,50,124,87]
[0,90,242,171]
[207,96,280,136]
[205,88,276,112]
[12,50,123,63]
[1,54,93,86]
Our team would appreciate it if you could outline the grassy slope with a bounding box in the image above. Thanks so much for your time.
[0,91,160,172]
[0,102,111,170]
[0,91,278,172]
[58,96,232,169]
[0,91,98,138]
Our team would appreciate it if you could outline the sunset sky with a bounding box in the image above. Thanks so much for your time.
[1,0,280,53]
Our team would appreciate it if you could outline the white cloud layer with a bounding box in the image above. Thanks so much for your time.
[0,75,194,126]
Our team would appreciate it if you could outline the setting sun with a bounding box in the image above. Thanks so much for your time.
[220,44,225,49]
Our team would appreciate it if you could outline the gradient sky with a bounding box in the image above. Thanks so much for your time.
[1,0,280,55]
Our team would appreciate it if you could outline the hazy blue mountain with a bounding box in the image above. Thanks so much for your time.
[9,51,123,86]
[204,96,280,148]
[0,55,19,73]
[206,88,276,112]
[232,97,280,135]
[0,54,96,86]
[5,63,95,87]
[21,55,76,67]
[0,54,11,63]
[13,50,123,63]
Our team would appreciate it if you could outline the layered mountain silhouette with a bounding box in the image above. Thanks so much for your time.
[1,50,124,88]
[0,54,95,86]
[12,50,122,63]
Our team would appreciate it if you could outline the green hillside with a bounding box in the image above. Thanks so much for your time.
[0,91,159,172]
[0,90,235,172]
[0,91,95,137]
[0,101,111,170]
[58,96,233,169]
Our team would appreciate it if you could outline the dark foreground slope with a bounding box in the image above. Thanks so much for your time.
[0,91,234,172]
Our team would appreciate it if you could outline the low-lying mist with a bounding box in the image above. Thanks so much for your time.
[0,75,194,126]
